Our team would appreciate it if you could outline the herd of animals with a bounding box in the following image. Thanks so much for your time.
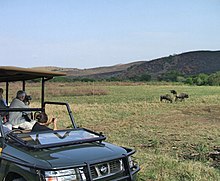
[160,90,189,103]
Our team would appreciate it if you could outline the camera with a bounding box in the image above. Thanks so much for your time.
[23,95,32,105]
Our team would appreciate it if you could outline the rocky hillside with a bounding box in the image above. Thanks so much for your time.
[35,61,144,79]
[36,50,220,80]
[119,50,220,79]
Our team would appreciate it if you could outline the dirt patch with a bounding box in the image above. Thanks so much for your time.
[180,105,220,123]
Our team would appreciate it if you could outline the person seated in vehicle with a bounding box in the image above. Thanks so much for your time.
[0,102,7,122]
[31,112,57,132]
[9,90,36,130]
[0,88,7,106]
[0,88,11,130]
[0,88,8,120]
[1,123,11,134]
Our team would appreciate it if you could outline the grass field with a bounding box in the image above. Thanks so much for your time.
[4,82,220,180]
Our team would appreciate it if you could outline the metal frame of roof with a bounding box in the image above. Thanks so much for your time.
[0,66,66,107]
[0,66,66,82]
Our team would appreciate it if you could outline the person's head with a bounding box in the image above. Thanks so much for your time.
[16,90,26,101]
[36,112,48,124]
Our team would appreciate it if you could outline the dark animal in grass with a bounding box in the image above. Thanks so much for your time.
[170,90,177,95]
[175,93,189,101]
[160,94,173,103]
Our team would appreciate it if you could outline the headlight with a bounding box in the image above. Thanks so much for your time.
[44,168,86,181]
[128,156,136,169]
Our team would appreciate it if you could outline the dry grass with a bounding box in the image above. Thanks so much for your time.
[46,82,108,97]
[2,82,220,180]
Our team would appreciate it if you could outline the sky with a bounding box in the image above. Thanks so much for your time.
[0,0,220,69]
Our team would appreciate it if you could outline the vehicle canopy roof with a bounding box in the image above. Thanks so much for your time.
[0,66,66,107]
[0,66,66,82]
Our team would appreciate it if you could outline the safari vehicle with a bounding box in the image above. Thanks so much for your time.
[0,66,140,181]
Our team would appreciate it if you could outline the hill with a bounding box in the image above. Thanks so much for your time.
[35,50,220,80]
[119,50,220,80]
[34,61,144,79]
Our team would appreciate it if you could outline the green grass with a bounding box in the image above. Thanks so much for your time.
[23,82,220,180]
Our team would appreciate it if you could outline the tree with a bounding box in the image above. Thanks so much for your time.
[195,74,209,85]
[160,71,183,82]
[208,72,220,85]
[129,73,151,82]
[138,73,151,81]
[185,77,193,85]
[176,76,186,83]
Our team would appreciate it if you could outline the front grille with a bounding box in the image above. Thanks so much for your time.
[109,160,121,173]
[90,159,124,180]
[90,166,98,178]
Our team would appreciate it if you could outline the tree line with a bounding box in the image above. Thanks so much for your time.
[158,70,220,86]
[44,70,220,86]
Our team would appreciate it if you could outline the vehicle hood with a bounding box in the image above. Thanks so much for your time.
[4,142,128,169]
[41,142,127,168]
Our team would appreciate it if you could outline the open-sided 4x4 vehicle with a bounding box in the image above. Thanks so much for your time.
[0,66,140,181]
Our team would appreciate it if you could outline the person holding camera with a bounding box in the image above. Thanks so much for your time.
[9,90,36,130]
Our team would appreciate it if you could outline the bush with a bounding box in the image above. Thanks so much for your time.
[208,72,220,86]
[159,71,183,82]
[129,73,151,82]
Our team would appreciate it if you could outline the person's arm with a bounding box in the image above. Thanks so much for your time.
[52,118,57,130]
[46,117,58,130]
[45,117,54,126]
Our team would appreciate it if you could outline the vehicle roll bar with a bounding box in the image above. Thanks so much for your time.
[0,108,42,112]
[43,101,77,129]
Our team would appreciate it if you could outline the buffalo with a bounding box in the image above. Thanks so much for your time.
[160,94,173,103]
[175,93,189,101]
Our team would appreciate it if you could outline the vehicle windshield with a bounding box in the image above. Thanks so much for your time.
[29,129,98,145]
[8,128,105,149]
